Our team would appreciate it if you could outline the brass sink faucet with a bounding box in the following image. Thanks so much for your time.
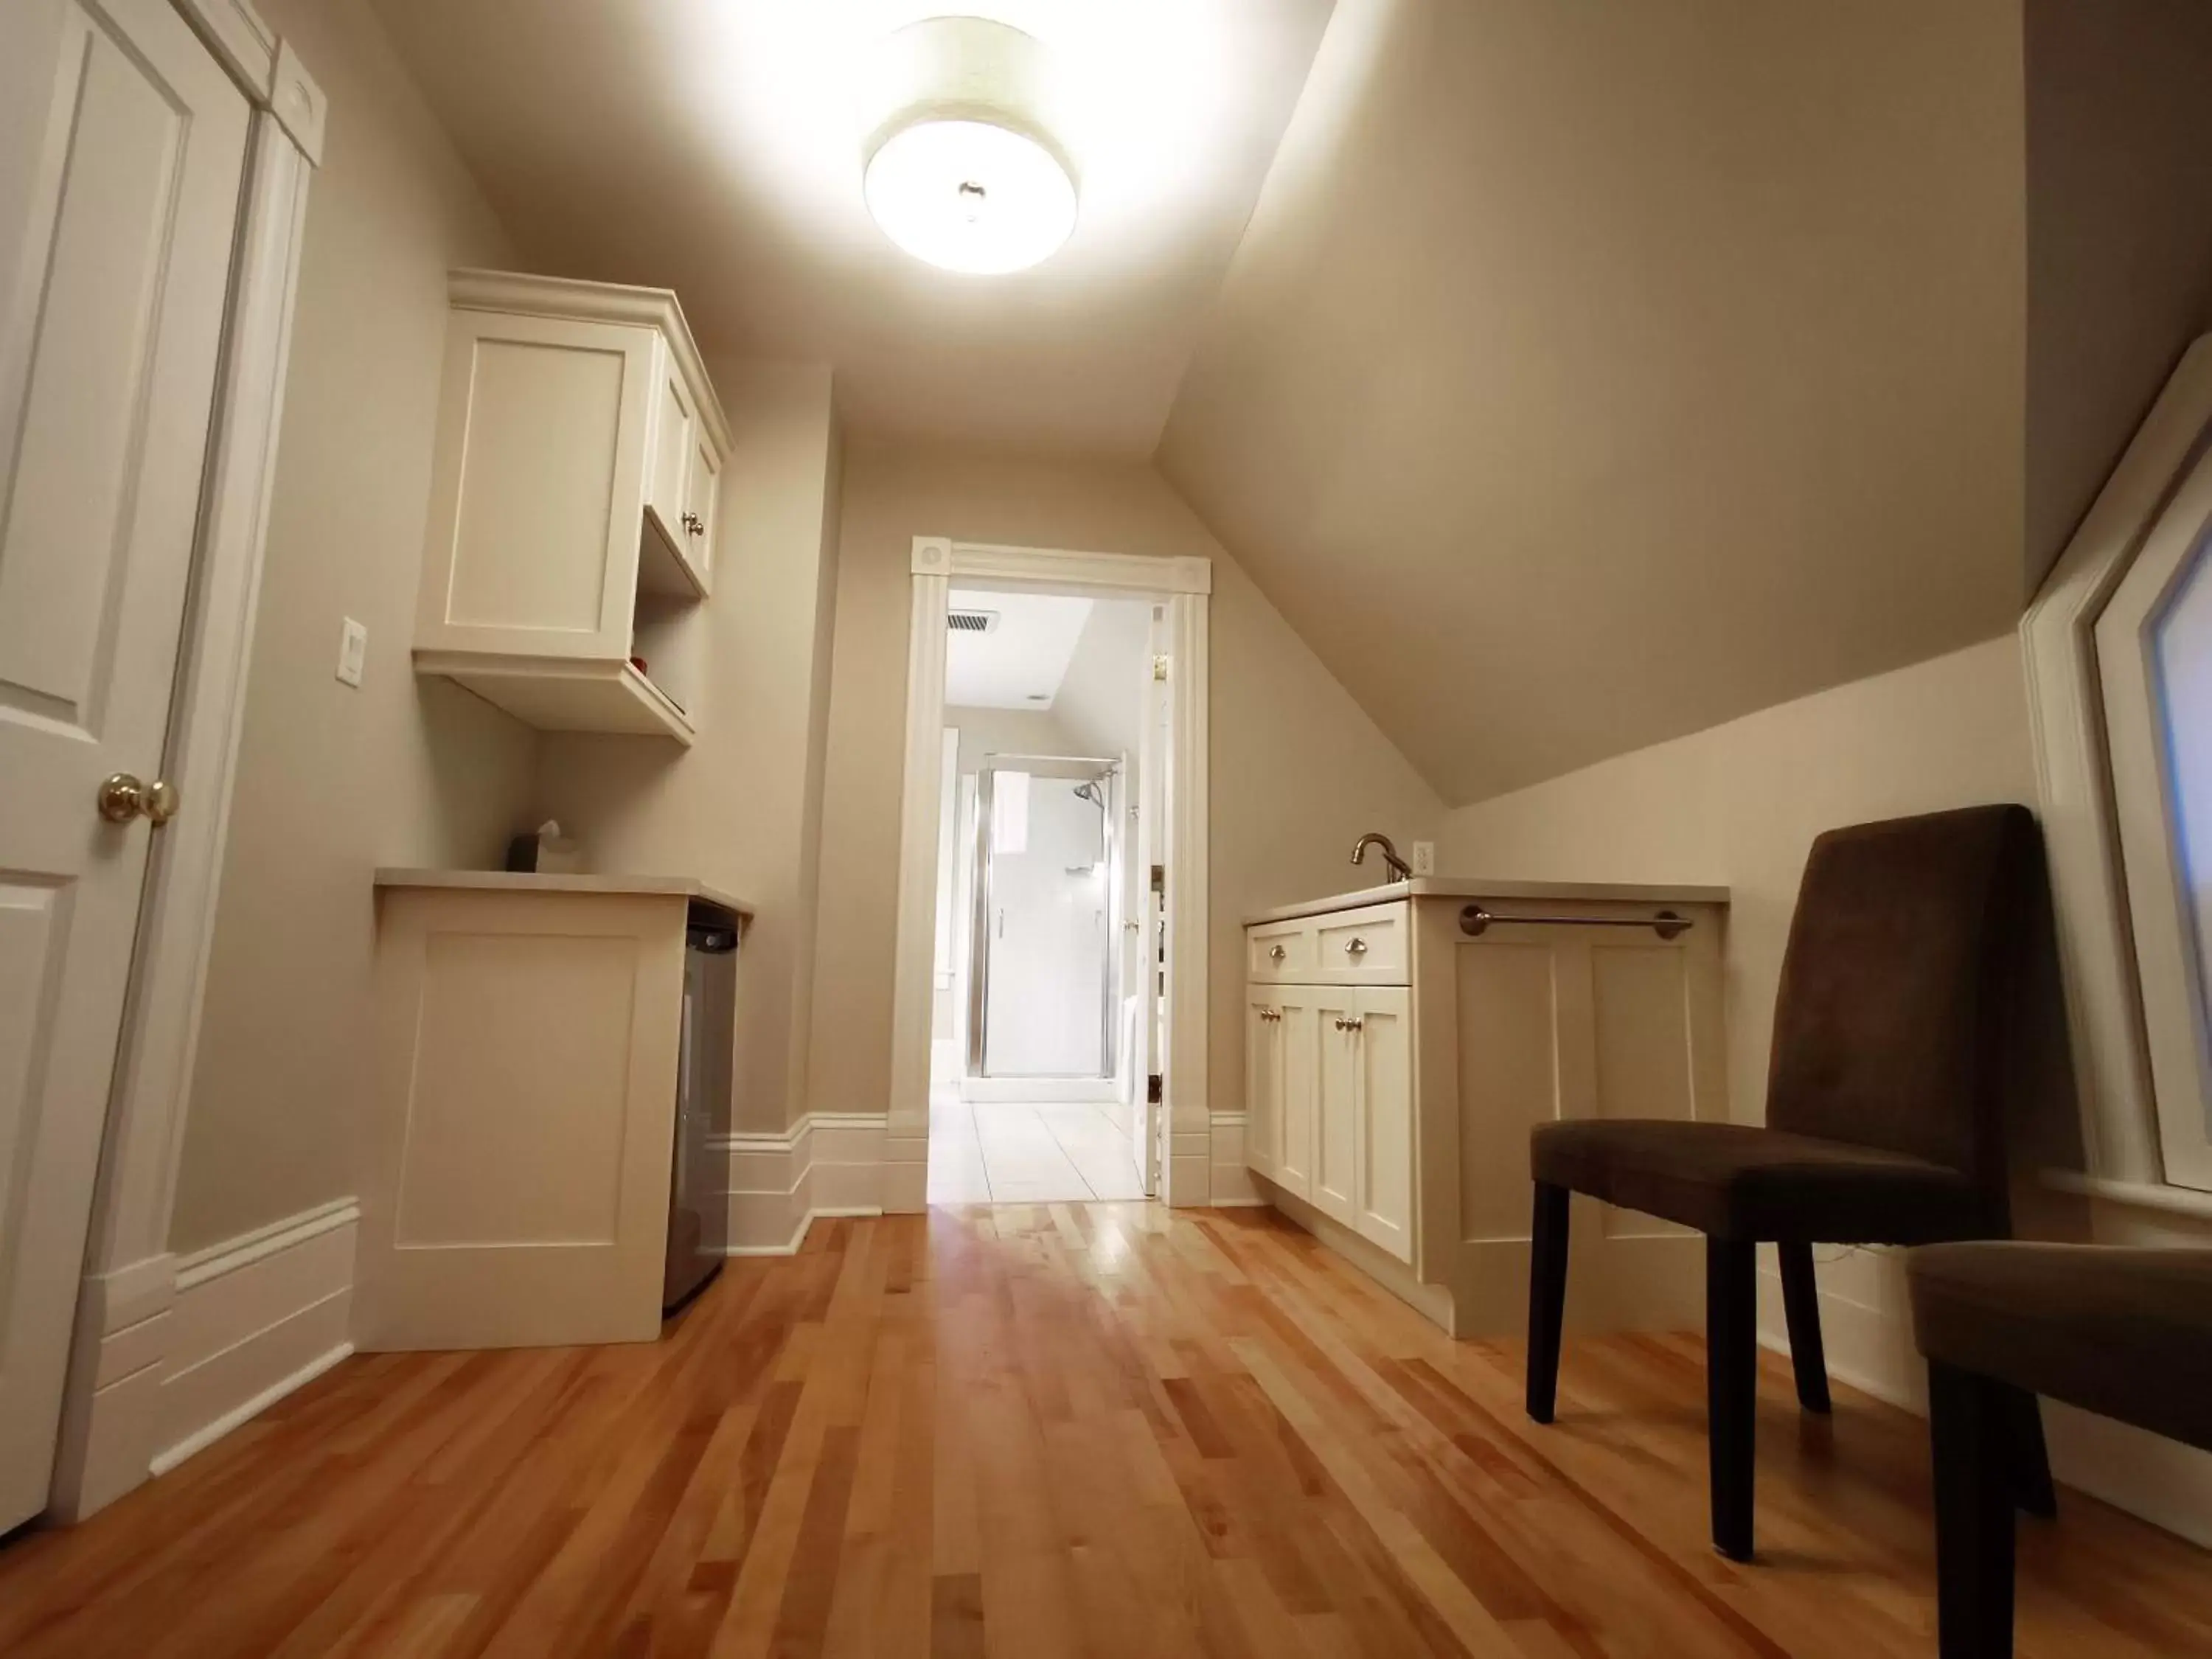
[1350,832,1412,882]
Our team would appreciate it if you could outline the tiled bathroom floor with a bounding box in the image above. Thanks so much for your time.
[926,1090,1149,1203]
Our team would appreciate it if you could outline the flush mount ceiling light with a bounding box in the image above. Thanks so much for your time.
[859,16,1078,275]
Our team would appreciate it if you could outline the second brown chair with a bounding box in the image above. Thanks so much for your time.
[1523,804,2055,1561]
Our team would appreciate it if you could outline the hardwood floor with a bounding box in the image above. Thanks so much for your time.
[0,1204,2205,1657]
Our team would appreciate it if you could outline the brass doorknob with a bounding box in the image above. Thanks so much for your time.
[97,773,179,826]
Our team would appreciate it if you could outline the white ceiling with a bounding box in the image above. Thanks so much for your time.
[944,590,1093,709]
[372,0,1337,455]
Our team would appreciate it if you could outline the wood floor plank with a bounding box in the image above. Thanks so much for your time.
[0,1206,2206,1657]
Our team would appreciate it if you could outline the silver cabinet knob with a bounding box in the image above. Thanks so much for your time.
[1344,937,1368,956]
[1268,944,1286,961]
[97,773,179,826]
[1332,1015,1364,1033]
[681,512,705,536]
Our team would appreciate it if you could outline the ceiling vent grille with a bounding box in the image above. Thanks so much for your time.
[947,609,999,634]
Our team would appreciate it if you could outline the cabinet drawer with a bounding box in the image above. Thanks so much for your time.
[1314,902,1408,984]
[1246,901,1411,985]
[1247,918,1316,982]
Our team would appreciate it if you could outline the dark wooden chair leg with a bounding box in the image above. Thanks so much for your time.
[1706,1237,1758,1561]
[1929,1361,2015,1658]
[1997,1383,2056,1520]
[1776,1240,1833,1415]
[1526,1182,1570,1424]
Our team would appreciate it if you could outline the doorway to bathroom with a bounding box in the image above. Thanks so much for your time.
[886,537,1210,1214]
[927,588,1161,1202]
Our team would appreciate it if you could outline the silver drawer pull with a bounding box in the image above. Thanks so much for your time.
[1343,937,1368,956]
[1268,944,1287,961]
[1332,1015,1364,1033]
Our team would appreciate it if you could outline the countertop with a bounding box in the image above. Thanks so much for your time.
[375,867,754,918]
[1245,876,1731,926]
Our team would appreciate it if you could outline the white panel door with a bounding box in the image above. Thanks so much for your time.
[1353,987,1413,1262]
[1275,987,1319,1202]
[1312,989,1360,1226]
[644,343,696,558]
[680,392,720,587]
[0,0,248,1530]
[1245,991,1281,1179]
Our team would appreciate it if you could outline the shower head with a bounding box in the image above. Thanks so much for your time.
[1073,780,1106,808]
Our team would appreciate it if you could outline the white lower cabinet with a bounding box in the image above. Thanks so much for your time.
[1248,979,1413,1263]
[1244,888,1731,1334]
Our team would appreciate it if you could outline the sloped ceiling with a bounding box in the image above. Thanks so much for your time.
[1158,0,2031,805]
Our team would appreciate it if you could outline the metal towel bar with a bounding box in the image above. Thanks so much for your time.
[1458,905,1691,942]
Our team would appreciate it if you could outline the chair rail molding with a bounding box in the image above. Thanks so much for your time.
[2020,334,2212,1192]
[48,14,324,1522]
[891,538,1212,1209]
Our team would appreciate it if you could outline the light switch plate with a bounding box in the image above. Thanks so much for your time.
[1411,840,1436,876]
[336,616,366,688]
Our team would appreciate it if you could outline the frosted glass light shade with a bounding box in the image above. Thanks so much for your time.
[856,15,1077,276]
[865,116,1077,274]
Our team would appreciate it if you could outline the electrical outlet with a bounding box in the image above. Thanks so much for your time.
[336,617,367,688]
[1411,840,1436,876]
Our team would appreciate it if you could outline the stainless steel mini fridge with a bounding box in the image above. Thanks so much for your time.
[664,903,738,1313]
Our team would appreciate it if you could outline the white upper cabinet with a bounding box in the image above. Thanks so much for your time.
[412,271,729,743]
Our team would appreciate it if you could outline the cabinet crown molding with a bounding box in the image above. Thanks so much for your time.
[447,269,731,454]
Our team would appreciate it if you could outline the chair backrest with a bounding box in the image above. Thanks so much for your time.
[1767,804,2047,1208]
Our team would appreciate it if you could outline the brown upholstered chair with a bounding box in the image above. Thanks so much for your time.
[1910,1243,2212,1657]
[1524,804,2054,1561]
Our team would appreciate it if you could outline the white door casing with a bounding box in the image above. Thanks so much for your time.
[891,538,1210,1210]
[2024,336,2212,1214]
[1130,608,1168,1192]
[2096,437,2212,1193]
[0,0,251,1531]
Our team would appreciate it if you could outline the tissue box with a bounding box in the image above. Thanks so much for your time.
[504,825,582,874]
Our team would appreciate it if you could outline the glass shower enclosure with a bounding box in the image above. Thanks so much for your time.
[967,755,1124,1082]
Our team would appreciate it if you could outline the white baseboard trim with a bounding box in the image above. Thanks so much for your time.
[150,1197,358,1480]
[719,1113,888,1255]
[1756,1251,2212,1548]
[150,1340,353,1477]
[1208,1112,1262,1206]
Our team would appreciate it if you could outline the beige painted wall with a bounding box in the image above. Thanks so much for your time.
[804,445,1446,1130]
[1438,633,2212,1540]
[2023,0,2212,590]
[534,364,841,1137]
[1052,599,1152,765]
[1439,636,2038,1135]
[172,0,538,1255]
